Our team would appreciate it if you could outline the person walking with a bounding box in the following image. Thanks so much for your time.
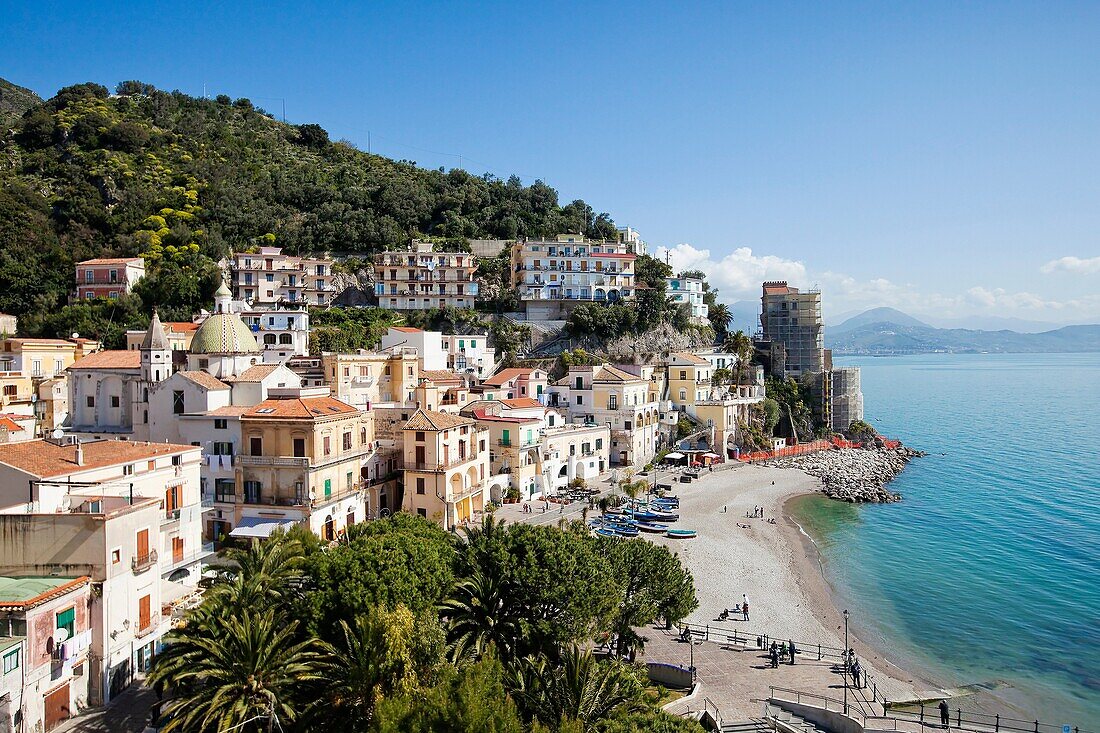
[788,639,797,665]
[938,700,950,729]
[770,644,779,668]
[852,659,862,688]
[742,594,750,621]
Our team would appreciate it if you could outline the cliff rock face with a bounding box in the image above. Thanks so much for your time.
[769,446,925,503]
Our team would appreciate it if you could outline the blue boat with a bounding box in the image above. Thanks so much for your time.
[636,521,669,533]
[666,528,697,539]
[613,526,640,538]
[594,527,620,538]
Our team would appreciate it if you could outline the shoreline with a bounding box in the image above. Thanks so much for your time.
[652,462,943,717]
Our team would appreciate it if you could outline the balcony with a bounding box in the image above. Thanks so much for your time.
[161,508,181,526]
[235,455,310,468]
[407,454,480,472]
[132,549,158,574]
[134,613,161,639]
[162,541,217,572]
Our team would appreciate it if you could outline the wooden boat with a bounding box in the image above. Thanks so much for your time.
[665,528,697,539]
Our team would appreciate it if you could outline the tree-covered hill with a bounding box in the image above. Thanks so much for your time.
[0,79,618,335]
[0,78,42,121]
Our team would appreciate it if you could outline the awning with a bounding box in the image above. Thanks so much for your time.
[229,516,297,539]
[664,452,685,460]
[703,452,721,459]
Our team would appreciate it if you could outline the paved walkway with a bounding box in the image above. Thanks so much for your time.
[54,684,158,733]
[638,624,881,722]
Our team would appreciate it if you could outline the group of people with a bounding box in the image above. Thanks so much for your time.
[768,639,798,668]
[718,594,751,622]
[750,505,765,518]
[845,648,865,688]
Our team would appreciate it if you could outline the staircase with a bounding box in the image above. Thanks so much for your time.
[766,708,828,733]
[721,719,773,733]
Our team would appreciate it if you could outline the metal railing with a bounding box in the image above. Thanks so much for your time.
[132,549,158,573]
[887,704,1092,733]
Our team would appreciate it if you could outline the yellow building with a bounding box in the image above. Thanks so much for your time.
[470,410,543,501]
[401,409,488,528]
[231,390,374,541]
[322,349,420,408]
[0,338,98,380]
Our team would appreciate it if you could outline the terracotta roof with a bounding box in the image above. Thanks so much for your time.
[0,416,25,432]
[0,439,197,479]
[671,351,709,365]
[0,577,90,611]
[3,338,76,346]
[763,282,794,296]
[177,371,230,390]
[199,406,252,417]
[501,398,542,409]
[473,409,539,424]
[421,369,464,383]
[77,258,144,266]
[69,350,141,370]
[403,408,473,431]
[593,364,642,382]
[243,396,359,420]
[230,364,281,383]
[391,327,423,333]
[482,368,538,387]
[165,321,201,333]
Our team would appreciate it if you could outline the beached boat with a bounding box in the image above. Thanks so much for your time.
[594,527,620,538]
[636,521,670,533]
[665,528,697,539]
[613,526,640,538]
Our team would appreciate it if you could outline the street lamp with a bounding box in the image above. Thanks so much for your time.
[843,609,850,715]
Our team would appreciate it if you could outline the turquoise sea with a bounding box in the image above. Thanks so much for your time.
[790,353,1099,727]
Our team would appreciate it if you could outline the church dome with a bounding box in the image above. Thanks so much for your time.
[190,313,260,354]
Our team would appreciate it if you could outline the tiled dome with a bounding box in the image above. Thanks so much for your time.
[190,313,259,354]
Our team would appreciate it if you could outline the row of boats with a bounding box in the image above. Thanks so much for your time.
[590,496,698,540]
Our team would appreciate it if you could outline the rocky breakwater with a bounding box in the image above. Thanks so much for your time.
[769,446,925,503]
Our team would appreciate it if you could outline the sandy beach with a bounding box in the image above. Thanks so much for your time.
[643,461,941,711]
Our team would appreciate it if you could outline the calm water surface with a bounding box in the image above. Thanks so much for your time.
[791,353,1100,726]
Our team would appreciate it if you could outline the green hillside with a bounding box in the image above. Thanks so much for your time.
[0,80,618,339]
[0,78,42,121]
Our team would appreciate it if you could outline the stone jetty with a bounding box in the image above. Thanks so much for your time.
[768,446,925,503]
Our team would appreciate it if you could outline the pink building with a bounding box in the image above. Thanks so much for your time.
[74,258,146,301]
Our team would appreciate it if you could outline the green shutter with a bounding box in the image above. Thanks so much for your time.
[324,478,332,498]
[502,429,510,446]
[57,607,75,633]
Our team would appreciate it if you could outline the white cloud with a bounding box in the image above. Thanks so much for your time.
[654,244,806,298]
[1040,256,1100,275]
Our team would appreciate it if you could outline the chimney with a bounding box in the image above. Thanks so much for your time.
[75,443,84,466]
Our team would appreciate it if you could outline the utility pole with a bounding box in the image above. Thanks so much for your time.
[843,609,850,715]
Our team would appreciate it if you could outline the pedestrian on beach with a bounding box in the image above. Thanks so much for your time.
[742,594,750,621]
[938,700,950,729]
[770,645,779,668]
[788,639,796,665]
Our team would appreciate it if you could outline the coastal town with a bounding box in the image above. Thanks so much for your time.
[0,229,954,733]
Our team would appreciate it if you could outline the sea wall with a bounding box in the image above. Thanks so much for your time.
[768,446,924,503]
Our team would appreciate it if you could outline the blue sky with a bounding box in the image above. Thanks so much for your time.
[3,1,1099,325]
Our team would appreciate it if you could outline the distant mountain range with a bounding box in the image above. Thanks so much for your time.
[826,308,1100,354]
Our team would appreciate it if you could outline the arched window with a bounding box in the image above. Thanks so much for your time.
[279,333,293,344]
[679,389,686,401]
[264,334,276,345]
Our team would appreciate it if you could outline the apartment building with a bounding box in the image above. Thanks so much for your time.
[231,390,373,541]
[0,576,94,733]
[373,240,479,310]
[666,276,709,323]
[441,333,496,379]
[35,377,69,436]
[665,352,766,456]
[511,234,637,320]
[545,364,661,467]
[469,410,543,502]
[542,424,610,494]
[1,338,98,381]
[0,439,205,706]
[322,349,420,409]
[230,247,336,306]
[379,327,447,371]
[401,409,488,528]
[759,281,825,377]
[616,226,648,256]
[0,372,34,417]
[478,368,548,401]
[74,258,145,301]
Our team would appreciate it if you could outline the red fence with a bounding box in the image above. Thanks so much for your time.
[737,439,835,463]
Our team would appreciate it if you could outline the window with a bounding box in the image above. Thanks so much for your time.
[417,508,427,518]
[211,441,233,456]
[415,431,425,442]
[172,454,183,466]
[111,548,121,564]
[214,418,228,430]
[56,607,76,639]
[576,395,582,405]
[123,464,134,476]
[293,438,306,457]
[2,649,17,675]
[596,438,603,450]
[324,478,332,498]
[172,390,185,415]
[680,370,687,380]
[111,395,120,408]
[55,359,64,373]
[250,437,262,455]
[86,396,94,408]
[138,594,151,631]
[1,385,14,397]
[342,432,352,450]
[608,395,617,410]
[323,436,331,456]
[346,471,353,490]
[679,389,687,401]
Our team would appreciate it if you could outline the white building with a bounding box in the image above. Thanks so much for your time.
[511,235,637,320]
[541,424,611,494]
[441,333,496,379]
[229,247,335,307]
[665,276,709,323]
[379,327,446,372]
[0,439,206,706]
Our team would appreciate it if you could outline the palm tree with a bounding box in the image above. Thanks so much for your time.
[441,567,524,664]
[708,302,731,336]
[722,330,754,386]
[512,646,641,727]
[149,608,324,733]
[210,531,305,608]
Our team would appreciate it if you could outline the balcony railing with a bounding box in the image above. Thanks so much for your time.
[161,508,181,525]
[407,454,480,472]
[163,541,217,572]
[132,549,158,573]
[235,455,310,468]
[134,613,161,639]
